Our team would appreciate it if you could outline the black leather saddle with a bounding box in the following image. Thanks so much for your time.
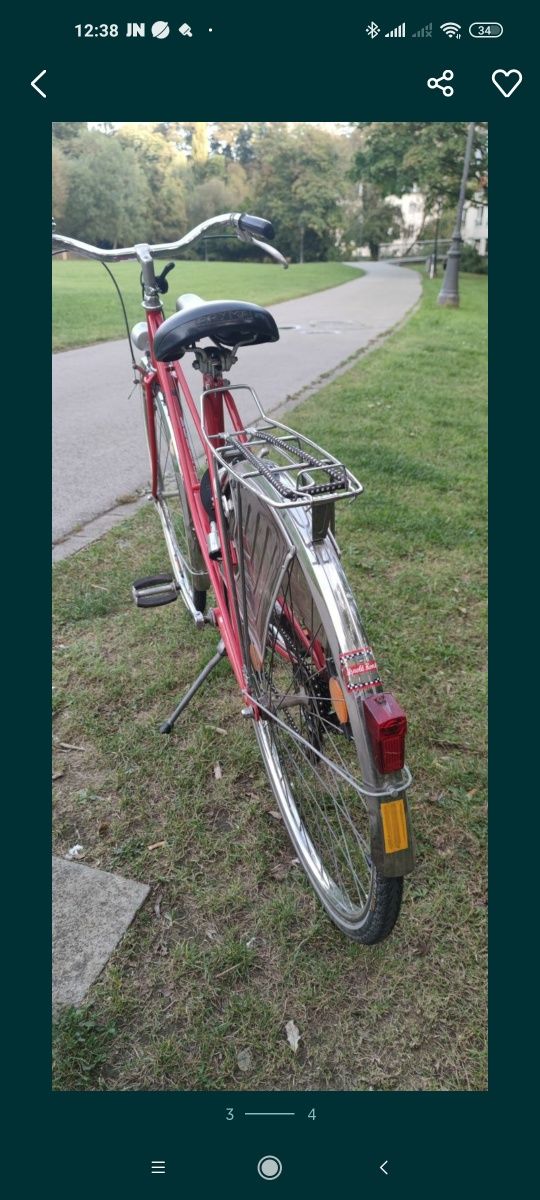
[153,297,280,362]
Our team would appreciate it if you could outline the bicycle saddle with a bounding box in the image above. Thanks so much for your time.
[153,297,280,361]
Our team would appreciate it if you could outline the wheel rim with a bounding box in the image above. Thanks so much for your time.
[252,559,374,926]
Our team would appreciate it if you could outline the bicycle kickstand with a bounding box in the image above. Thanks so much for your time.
[159,640,227,734]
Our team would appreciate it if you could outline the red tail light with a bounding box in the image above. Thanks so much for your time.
[363,693,407,773]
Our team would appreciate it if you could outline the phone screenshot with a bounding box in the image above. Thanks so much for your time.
[12,5,533,1196]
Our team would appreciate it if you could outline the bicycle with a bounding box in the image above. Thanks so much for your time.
[53,212,415,944]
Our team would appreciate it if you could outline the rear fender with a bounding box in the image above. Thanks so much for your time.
[275,502,416,877]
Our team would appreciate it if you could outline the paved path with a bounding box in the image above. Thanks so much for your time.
[53,263,420,554]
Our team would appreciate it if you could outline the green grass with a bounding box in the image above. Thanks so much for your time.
[52,260,362,351]
[52,274,487,1092]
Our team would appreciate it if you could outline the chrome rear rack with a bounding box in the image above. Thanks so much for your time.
[200,385,364,519]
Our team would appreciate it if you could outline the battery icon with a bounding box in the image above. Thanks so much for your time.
[469,22,503,37]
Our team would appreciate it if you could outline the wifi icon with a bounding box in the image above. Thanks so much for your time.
[440,21,461,38]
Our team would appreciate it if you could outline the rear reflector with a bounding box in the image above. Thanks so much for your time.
[380,798,409,853]
[363,692,407,773]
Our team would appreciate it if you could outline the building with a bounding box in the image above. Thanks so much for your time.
[378,188,488,259]
[462,194,488,257]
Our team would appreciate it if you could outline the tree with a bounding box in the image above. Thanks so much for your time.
[249,125,345,261]
[352,123,488,217]
[233,125,256,167]
[52,144,70,222]
[187,177,233,225]
[51,122,87,152]
[354,184,402,260]
[62,133,150,246]
[117,125,187,242]
[190,122,209,165]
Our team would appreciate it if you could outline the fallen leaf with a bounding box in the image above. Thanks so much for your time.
[269,810,282,821]
[58,742,87,752]
[285,1020,301,1053]
[52,770,65,781]
[148,840,166,851]
[214,763,223,780]
[154,897,162,918]
[270,863,290,881]
[467,788,478,797]
[236,1048,252,1072]
[206,725,227,735]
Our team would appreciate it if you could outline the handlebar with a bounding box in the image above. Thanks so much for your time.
[238,213,274,241]
[52,211,288,269]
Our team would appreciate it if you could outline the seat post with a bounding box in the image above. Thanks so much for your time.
[203,375,225,448]
[193,346,237,448]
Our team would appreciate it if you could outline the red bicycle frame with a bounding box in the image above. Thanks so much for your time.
[141,307,250,695]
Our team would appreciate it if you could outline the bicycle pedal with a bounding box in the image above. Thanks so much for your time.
[132,574,178,608]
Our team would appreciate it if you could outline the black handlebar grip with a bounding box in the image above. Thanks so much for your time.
[238,213,275,241]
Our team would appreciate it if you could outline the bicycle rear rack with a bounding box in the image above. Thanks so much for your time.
[200,384,363,541]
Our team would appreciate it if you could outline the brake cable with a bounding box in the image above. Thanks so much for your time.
[100,260,136,370]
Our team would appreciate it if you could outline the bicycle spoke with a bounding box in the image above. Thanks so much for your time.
[253,558,373,919]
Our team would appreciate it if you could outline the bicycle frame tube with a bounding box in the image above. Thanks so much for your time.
[144,308,248,694]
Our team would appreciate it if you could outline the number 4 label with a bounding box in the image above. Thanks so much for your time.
[308,1108,316,1120]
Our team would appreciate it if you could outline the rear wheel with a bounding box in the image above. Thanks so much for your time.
[250,556,403,944]
[151,388,208,614]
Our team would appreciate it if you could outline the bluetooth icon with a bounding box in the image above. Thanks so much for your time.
[366,21,380,38]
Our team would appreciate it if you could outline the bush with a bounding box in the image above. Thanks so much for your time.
[460,243,488,274]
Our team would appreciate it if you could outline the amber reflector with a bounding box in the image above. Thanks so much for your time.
[249,644,263,672]
[380,799,409,853]
[329,677,349,724]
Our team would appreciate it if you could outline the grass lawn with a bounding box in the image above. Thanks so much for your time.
[52,260,362,351]
[52,273,487,1092]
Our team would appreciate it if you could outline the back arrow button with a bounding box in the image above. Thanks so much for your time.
[31,70,46,98]
[380,1161,389,1175]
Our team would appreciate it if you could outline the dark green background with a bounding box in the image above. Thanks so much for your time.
[11,5,534,1195]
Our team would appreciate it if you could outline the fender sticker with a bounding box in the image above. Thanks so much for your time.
[340,647,382,692]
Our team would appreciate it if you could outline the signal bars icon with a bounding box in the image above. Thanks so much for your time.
[412,22,432,38]
[385,21,406,37]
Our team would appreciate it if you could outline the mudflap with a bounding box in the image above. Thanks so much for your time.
[369,794,416,877]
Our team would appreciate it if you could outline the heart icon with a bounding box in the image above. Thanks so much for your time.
[492,68,523,98]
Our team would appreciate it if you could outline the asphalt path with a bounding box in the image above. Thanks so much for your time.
[52,262,420,553]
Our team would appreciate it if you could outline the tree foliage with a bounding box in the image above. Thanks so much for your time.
[360,188,402,261]
[52,120,488,262]
[61,133,150,247]
[352,123,488,213]
[249,124,345,261]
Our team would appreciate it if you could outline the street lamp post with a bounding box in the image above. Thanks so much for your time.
[438,122,476,307]
[432,202,441,277]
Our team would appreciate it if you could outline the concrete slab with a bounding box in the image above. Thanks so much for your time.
[52,856,149,1011]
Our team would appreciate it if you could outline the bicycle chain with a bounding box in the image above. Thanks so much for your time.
[259,616,332,751]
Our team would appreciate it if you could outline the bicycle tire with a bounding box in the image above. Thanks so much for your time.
[236,507,405,945]
[150,387,209,614]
